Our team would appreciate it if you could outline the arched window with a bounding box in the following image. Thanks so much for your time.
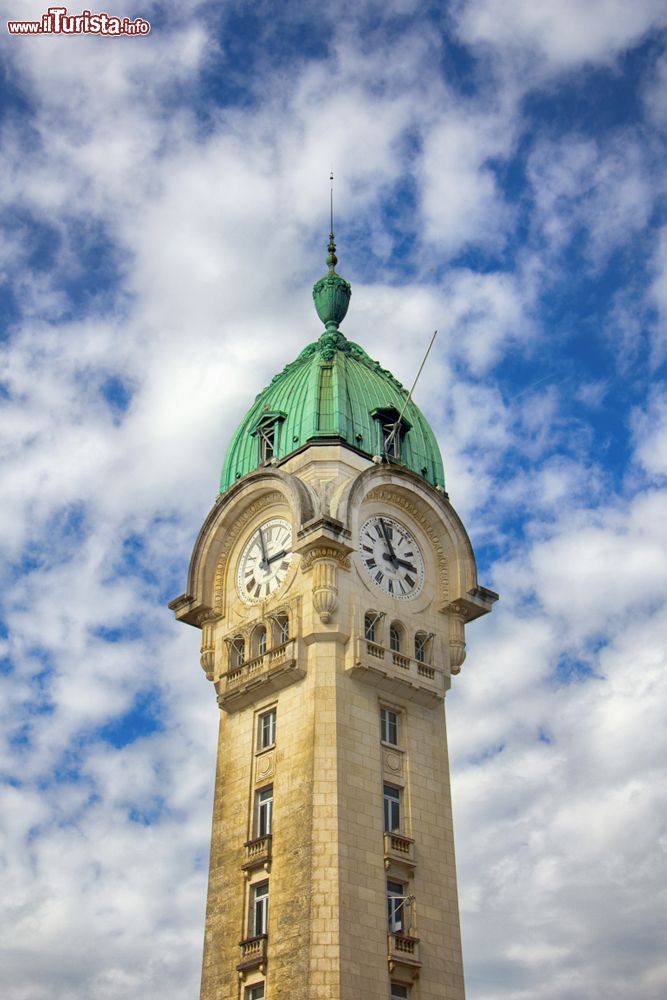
[230,635,245,668]
[273,613,289,647]
[253,625,267,658]
[364,612,378,643]
[415,632,430,663]
[389,622,403,653]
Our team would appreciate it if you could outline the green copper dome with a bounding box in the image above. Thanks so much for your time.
[219,239,445,493]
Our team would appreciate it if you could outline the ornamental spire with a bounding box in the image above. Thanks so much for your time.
[313,171,351,335]
[326,171,337,272]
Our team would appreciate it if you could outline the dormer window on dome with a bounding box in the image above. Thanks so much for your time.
[371,406,412,462]
[252,410,286,466]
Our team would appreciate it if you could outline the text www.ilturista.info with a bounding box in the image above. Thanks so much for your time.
[7,7,150,34]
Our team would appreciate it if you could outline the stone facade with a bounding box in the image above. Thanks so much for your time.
[171,444,496,1000]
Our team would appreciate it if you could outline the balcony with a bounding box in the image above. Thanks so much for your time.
[384,832,416,876]
[387,933,421,975]
[242,835,272,874]
[347,637,447,705]
[237,934,267,973]
[217,639,304,711]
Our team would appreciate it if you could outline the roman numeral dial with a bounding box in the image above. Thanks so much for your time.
[358,515,424,600]
[236,517,293,605]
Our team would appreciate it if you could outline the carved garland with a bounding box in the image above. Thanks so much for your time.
[364,486,449,602]
[212,490,284,612]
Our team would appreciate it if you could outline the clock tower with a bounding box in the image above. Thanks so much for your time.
[170,232,497,1000]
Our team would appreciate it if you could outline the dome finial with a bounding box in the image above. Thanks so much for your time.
[327,171,337,272]
[313,170,351,333]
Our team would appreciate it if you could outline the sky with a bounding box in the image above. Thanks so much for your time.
[1,1,666,998]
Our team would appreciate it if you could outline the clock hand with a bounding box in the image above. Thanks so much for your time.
[266,548,289,565]
[379,518,399,568]
[258,527,269,571]
[382,553,416,573]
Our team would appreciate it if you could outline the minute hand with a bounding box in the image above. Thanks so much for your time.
[379,518,399,567]
[258,527,269,570]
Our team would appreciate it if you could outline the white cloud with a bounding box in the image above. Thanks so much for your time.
[454,0,667,72]
[642,48,667,130]
[527,134,653,267]
[632,387,667,478]
[418,112,516,255]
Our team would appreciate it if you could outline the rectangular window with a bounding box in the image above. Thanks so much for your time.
[256,786,273,838]
[380,707,399,745]
[383,784,401,833]
[390,985,409,1000]
[251,881,269,937]
[258,708,276,750]
[387,879,405,934]
[246,985,264,1000]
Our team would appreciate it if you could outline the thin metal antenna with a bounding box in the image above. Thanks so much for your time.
[384,330,438,457]
[330,170,334,236]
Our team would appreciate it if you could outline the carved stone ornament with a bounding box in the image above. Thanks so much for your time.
[200,644,216,680]
[384,750,403,775]
[300,544,351,573]
[443,602,467,674]
[311,558,339,623]
[255,751,275,782]
[364,486,449,602]
[199,611,220,681]
[213,490,284,611]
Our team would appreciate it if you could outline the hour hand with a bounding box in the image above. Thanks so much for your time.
[266,548,289,565]
[382,553,416,573]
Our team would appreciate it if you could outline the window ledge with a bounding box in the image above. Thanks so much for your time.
[380,739,403,751]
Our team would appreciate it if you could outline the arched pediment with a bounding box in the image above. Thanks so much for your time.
[171,468,318,627]
[333,464,482,610]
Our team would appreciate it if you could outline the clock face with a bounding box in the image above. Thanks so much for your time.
[358,515,425,600]
[237,517,293,605]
